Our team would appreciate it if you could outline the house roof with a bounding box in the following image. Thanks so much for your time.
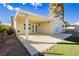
[14,10,66,24]
[17,10,50,20]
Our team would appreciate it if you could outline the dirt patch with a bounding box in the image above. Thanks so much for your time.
[0,34,30,56]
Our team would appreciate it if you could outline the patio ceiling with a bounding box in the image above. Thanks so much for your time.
[28,15,49,23]
[16,15,49,24]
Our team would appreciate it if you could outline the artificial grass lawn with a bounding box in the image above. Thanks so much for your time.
[43,35,79,56]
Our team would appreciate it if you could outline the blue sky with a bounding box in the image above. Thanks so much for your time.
[64,3,79,25]
[0,3,79,25]
[0,3,49,25]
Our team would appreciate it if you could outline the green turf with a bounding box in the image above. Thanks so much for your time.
[43,36,79,56]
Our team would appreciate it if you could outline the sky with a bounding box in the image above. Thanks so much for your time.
[0,3,79,25]
[64,3,79,25]
[0,3,49,25]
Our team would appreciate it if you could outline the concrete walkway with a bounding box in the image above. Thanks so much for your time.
[17,33,72,56]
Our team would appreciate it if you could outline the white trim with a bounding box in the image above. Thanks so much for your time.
[25,16,29,40]
[14,10,19,21]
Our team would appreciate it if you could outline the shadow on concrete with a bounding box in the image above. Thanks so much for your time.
[64,33,79,44]
[27,40,56,44]
[58,42,79,45]
[27,39,79,46]
[44,52,64,55]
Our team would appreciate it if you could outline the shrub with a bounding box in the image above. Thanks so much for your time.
[6,27,14,35]
[0,25,6,33]
[0,25,14,35]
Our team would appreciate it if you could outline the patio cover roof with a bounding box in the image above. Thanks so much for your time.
[14,10,65,24]
[14,11,51,23]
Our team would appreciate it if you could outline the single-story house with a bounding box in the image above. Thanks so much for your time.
[13,11,65,39]
[65,26,75,32]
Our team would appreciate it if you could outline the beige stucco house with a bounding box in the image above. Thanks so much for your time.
[13,11,65,40]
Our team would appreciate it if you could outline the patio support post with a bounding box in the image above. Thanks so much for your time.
[14,19,18,35]
[14,10,19,35]
[25,17,29,40]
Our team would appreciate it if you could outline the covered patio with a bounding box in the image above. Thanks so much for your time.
[14,11,53,41]
[17,33,72,56]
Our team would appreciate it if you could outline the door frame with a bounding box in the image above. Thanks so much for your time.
[31,24,38,33]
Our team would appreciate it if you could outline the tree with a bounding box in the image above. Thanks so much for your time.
[11,16,14,27]
[49,3,64,17]
[0,21,2,24]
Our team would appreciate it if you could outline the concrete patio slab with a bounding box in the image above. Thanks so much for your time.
[17,33,72,56]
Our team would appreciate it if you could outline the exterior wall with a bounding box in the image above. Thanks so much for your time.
[16,19,25,34]
[39,22,51,34]
[29,22,51,35]
[51,18,65,34]
[15,15,26,35]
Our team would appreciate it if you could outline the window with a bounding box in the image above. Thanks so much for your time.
[24,24,26,30]
[36,25,37,32]
[32,25,34,32]
[28,24,31,30]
